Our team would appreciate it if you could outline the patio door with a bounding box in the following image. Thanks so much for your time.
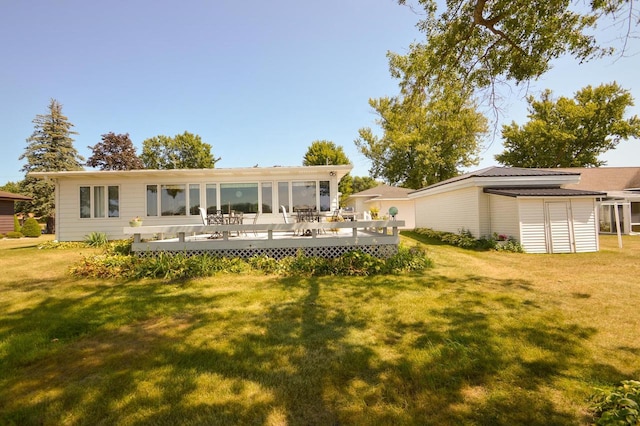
[545,201,574,253]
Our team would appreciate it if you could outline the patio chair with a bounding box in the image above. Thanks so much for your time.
[198,207,208,225]
[281,205,299,235]
[251,212,259,236]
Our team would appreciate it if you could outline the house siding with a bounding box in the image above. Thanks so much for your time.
[414,187,482,236]
[488,194,520,239]
[518,199,548,253]
[0,201,14,234]
[571,198,599,252]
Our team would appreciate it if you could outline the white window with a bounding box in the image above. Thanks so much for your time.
[80,185,119,218]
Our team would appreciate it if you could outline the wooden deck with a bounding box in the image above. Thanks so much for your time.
[124,220,405,258]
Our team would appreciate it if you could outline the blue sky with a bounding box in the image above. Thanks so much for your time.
[1,1,639,185]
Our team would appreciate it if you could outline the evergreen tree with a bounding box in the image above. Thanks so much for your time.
[87,132,144,170]
[19,99,84,233]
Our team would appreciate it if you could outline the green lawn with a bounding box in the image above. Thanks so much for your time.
[0,234,638,425]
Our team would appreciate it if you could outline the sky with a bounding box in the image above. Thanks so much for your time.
[1,0,639,186]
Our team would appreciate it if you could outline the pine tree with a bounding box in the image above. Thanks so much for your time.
[19,99,84,233]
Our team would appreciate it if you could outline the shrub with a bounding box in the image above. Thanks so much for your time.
[84,232,109,247]
[5,231,23,239]
[21,217,42,237]
[414,228,525,252]
[107,239,133,255]
[70,245,432,280]
[70,254,140,279]
[589,380,640,425]
[38,240,86,250]
[13,214,21,232]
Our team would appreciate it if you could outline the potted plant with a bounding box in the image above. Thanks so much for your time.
[129,216,143,227]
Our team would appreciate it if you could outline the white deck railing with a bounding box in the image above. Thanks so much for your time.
[123,220,405,256]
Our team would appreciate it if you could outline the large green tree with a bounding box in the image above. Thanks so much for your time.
[19,99,84,233]
[302,140,354,205]
[140,131,219,169]
[394,0,635,97]
[496,82,640,167]
[356,86,488,189]
[302,140,350,167]
[86,132,144,170]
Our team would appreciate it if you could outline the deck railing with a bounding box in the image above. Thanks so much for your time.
[123,220,405,258]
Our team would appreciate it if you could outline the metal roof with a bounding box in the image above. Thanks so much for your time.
[483,187,606,198]
[410,166,581,194]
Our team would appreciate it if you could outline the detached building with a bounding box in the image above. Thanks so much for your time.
[409,167,605,254]
[0,191,32,234]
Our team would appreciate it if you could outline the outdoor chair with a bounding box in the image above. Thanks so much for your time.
[251,212,259,236]
[281,205,299,235]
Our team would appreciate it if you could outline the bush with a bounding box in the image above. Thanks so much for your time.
[70,245,432,280]
[590,380,640,425]
[21,217,41,238]
[38,240,86,250]
[13,215,21,232]
[84,232,109,247]
[5,231,23,239]
[414,228,525,252]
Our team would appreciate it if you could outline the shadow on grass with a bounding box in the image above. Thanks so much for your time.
[0,272,630,425]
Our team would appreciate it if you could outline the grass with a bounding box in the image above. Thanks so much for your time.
[0,234,639,425]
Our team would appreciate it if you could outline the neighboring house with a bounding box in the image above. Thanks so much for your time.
[409,167,605,254]
[0,191,32,234]
[345,184,415,229]
[553,167,640,235]
[30,165,352,241]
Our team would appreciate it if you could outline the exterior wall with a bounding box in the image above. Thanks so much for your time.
[570,198,599,253]
[53,168,346,241]
[517,199,548,253]
[516,198,599,254]
[414,186,482,236]
[488,195,520,240]
[0,200,14,234]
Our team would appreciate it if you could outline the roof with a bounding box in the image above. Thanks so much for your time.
[410,166,581,196]
[349,184,412,200]
[0,190,32,201]
[484,187,606,198]
[552,167,640,191]
[29,164,354,180]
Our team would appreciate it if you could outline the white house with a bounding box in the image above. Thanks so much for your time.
[409,167,605,253]
[30,165,352,242]
[345,184,415,229]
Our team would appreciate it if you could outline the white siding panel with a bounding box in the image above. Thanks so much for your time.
[478,192,491,237]
[571,199,599,252]
[414,187,482,237]
[546,201,573,253]
[488,195,520,239]
[518,199,548,253]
